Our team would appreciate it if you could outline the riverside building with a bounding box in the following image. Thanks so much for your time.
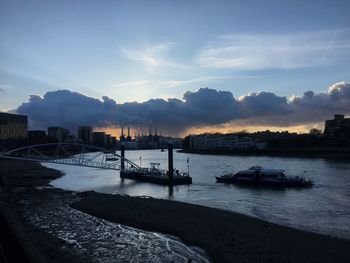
[78,126,93,144]
[0,112,28,146]
[324,115,350,139]
[92,131,106,147]
[186,133,266,151]
[48,126,70,142]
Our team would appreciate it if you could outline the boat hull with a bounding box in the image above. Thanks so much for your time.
[215,177,313,187]
[121,170,192,185]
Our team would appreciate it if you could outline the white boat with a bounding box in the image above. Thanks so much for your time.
[216,166,313,187]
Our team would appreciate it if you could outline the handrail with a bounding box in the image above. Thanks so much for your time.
[0,143,141,170]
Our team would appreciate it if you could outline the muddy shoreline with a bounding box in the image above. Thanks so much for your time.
[72,191,350,263]
[0,160,209,262]
[1,160,350,262]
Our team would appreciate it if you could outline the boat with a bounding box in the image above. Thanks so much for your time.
[105,153,119,161]
[120,162,192,185]
[216,166,313,187]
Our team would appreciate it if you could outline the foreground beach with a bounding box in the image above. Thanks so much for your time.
[73,191,350,263]
[1,160,350,262]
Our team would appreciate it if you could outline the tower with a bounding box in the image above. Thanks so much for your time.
[126,127,132,141]
[120,126,125,142]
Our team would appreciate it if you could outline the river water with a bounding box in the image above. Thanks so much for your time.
[47,149,350,240]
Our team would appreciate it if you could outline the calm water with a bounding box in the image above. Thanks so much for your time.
[47,150,350,239]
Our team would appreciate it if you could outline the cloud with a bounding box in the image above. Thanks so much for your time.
[113,75,259,89]
[197,30,350,70]
[119,42,188,73]
[237,82,350,126]
[286,81,350,122]
[16,82,350,135]
[182,88,239,125]
[239,91,290,116]
[16,88,241,134]
[0,84,12,91]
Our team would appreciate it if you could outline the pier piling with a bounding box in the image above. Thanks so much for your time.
[168,143,174,184]
[121,144,125,172]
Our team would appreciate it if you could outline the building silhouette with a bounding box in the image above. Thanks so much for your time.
[0,112,27,147]
[78,126,93,144]
[48,126,69,142]
[185,133,266,151]
[324,114,350,139]
[92,131,106,147]
[28,130,56,145]
[92,131,117,148]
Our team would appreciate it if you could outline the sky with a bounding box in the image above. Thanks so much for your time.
[0,0,350,136]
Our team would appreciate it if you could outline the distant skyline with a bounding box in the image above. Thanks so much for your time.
[1,0,350,136]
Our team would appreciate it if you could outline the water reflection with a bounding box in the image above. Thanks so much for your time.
[228,183,289,192]
[168,185,174,197]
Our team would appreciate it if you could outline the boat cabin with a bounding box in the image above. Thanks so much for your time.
[234,166,286,180]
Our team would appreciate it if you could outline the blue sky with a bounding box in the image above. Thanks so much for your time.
[1,0,350,134]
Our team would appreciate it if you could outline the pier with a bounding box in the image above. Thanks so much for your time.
[0,142,192,186]
[120,144,192,185]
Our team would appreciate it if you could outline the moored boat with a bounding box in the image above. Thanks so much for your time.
[216,166,313,187]
[120,162,192,185]
[105,153,119,161]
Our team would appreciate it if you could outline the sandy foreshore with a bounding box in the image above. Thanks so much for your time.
[1,159,350,262]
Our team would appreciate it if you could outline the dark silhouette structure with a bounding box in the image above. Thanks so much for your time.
[324,114,350,139]
[77,126,93,144]
[0,112,28,147]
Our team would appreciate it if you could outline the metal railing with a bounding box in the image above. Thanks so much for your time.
[0,143,139,171]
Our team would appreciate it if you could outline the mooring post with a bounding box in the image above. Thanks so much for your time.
[168,143,174,184]
[121,144,125,173]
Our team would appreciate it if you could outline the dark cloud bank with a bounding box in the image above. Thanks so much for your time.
[16,82,350,134]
